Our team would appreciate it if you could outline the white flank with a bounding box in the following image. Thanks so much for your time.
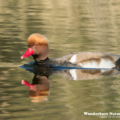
[99,59,115,68]
[79,59,115,68]
[79,61,98,68]
[69,69,77,80]
[69,54,76,63]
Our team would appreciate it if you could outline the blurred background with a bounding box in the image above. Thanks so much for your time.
[1,0,120,120]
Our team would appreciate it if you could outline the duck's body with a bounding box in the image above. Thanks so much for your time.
[52,52,120,68]
[21,33,120,69]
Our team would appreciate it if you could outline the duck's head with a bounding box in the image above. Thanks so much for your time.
[21,33,49,60]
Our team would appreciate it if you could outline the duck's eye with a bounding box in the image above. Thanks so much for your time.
[35,44,38,46]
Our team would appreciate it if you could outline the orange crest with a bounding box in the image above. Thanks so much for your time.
[28,33,48,47]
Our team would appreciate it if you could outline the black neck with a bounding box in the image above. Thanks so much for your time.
[35,57,50,63]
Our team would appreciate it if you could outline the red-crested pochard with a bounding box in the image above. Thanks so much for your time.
[21,33,120,69]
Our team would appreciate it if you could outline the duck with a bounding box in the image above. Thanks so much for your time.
[21,33,120,69]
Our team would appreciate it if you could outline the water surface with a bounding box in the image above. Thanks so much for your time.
[1,0,120,120]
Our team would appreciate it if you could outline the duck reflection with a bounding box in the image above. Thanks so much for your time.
[20,61,120,81]
[22,74,49,103]
[53,69,120,80]
[20,61,120,102]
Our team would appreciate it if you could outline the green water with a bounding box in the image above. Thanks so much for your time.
[1,0,120,120]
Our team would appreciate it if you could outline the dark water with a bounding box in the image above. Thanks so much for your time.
[1,0,120,120]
